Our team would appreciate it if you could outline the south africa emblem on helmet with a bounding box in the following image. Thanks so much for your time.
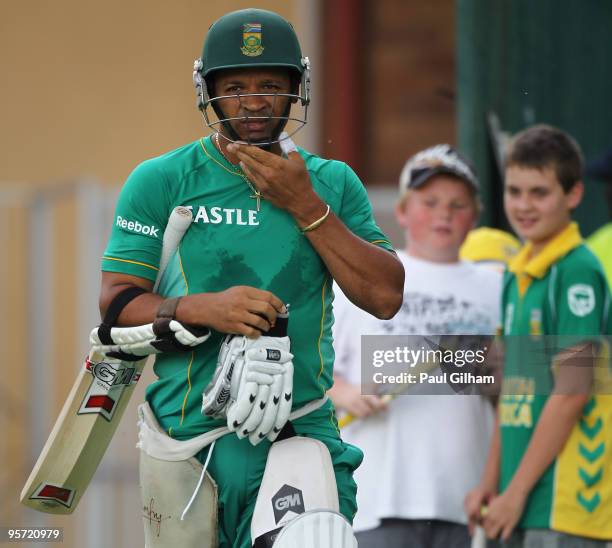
[241,23,264,56]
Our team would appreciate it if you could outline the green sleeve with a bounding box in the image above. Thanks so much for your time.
[554,262,608,336]
[102,159,173,281]
[337,163,394,252]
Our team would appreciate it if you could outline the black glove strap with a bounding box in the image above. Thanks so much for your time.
[267,312,289,337]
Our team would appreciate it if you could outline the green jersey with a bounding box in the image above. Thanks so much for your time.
[499,222,612,539]
[587,222,612,290]
[102,136,393,440]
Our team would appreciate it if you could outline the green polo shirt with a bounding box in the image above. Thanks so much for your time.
[102,136,393,440]
[499,222,612,539]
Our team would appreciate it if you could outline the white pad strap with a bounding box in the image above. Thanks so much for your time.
[137,397,328,462]
[180,439,216,521]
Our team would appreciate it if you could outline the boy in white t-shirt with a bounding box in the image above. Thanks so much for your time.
[330,144,502,548]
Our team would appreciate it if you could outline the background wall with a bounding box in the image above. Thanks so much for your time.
[0,0,319,187]
[2,1,611,547]
[457,0,612,231]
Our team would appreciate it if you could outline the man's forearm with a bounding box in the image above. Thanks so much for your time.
[100,272,286,337]
[505,394,588,497]
[299,209,404,319]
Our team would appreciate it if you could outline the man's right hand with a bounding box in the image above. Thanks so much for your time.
[328,377,388,419]
[180,286,286,338]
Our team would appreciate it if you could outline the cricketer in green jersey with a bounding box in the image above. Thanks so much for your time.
[99,8,404,548]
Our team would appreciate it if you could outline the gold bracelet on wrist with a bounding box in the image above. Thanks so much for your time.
[301,204,331,233]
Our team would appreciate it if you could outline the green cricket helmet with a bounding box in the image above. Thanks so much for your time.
[192,8,311,145]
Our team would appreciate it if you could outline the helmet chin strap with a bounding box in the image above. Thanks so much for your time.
[212,102,291,150]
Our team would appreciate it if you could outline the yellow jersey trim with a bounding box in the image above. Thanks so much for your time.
[177,247,193,425]
[316,277,328,393]
[102,256,158,272]
[180,352,195,426]
[509,222,582,296]
[315,277,340,434]
[178,247,189,293]
[330,407,341,436]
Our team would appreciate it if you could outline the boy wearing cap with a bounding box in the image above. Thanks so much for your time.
[330,144,502,548]
[465,125,612,547]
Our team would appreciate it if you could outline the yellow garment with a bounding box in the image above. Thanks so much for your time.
[552,394,612,539]
[459,227,520,269]
[587,223,612,289]
[508,222,582,296]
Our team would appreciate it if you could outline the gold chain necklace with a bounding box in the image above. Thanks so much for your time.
[199,134,262,211]
[214,132,237,166]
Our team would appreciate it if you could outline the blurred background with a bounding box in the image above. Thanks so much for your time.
[1,0,611,546]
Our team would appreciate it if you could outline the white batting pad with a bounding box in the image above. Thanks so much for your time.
[272,510,357,548]
[140,424,217,547]
[251,437,339,545]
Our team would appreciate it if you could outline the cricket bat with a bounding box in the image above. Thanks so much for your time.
[471,506,489,548]
[20,206,193,514]
[471,526,487,548]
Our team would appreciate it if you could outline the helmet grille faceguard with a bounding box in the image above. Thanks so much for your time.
[192,57,310,146]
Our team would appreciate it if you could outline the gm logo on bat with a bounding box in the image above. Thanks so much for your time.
[87,359,139,388]
[77,358,141,422]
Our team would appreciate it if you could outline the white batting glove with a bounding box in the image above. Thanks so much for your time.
[227,339,293,445]
[90,320,209,357]
[202,313,293,445]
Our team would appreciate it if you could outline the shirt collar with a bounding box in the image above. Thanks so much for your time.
[509,222,582,279]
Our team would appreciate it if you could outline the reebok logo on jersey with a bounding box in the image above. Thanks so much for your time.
[116,216,160,238]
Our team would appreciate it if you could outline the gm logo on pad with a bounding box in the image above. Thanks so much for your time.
[272,484,304,524]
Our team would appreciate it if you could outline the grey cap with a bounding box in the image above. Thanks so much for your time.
[399,144,479,196]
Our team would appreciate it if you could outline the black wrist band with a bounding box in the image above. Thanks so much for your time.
[156,297,182,320]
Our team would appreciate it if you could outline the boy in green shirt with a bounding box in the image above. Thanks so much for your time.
[465,125,612,547]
